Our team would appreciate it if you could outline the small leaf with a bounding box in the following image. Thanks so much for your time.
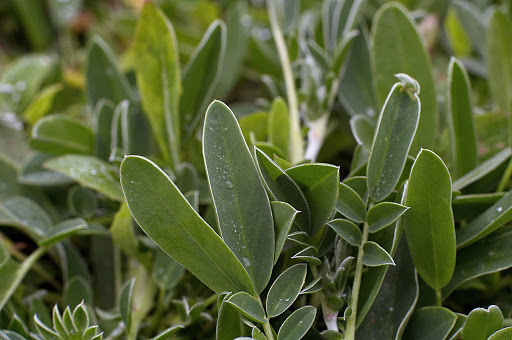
[73,302,89,332]
[119,278,135,330]
[461,305,503,340]
[362,241,395,267]
[277,306,316,340]
[336,182,366,223]
[403,149,456,291]
[45,155,124,201]
[268,97,290,158]
[38,218,88,247]
[204,101,274,294]
[31,115,94,156]
[452,0,487,57]
[488,327,512,340]
[150,325,184,340]
[121,156,254,295]
[367,202,408,233]
[34,314,58,339]
[18,153,73,186]
[286,163,339,235]
[271,201,298,264]
[68,186,97,219]
[63,276,93,308]
[0,196,52,239]
[227,292,266,324]
[367,75,420,202]
[23,83,62,125]
[403,307,457,340]
[266,264,307,318]
[328,219,362,247]
[350,114,375,151]
[292,247,322,266]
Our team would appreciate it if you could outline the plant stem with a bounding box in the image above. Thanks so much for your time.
[436,290,442,306]
[344,220,370,340]
[263,320,275,340]
[267,0,303,164]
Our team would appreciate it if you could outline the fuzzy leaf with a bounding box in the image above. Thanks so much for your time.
[266,264,307,318]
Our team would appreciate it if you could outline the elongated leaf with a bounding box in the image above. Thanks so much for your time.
[447,60,479,178]
[204,101,274,294]
[0,196,52,239]
[134,2,181,166]
[181,21,226,140]
[403,307,457,340]
[487,10,512,112]
[85,36,135,108]
[367,75,420,202]
[30,115,94,156]
[362,241,395,267]
[453,192,505,221]
[367,202,409,233]
[256,148,310,232]
[227,292,266,324]
[336,182,366,223]
[453,148,512,191]
[462,305,503,340]
[93,100,115,161]
[39,218,87,247]
[121,155,254,294]
[45,155,123,201]
[268,97,290,159]
[277,306,316,340]
[24,84,62,125]
[217,295,243,339]
[456,189,512,248]
[286,163,339,235]
[404,149,456,291]
[266,264,307,318]
[120,278,135,331]
[151,325,184,340]
[18,153,72,186]
[328,219,362,247]
[443,226,512,297]
[372,3,437,151]
[350,114,375,151]
[452,0,487,57]
[271,201,298,264]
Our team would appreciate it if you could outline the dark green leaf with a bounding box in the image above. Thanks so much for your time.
[92,99,115,161]
[362,241,395,267]
[327,219,362,247]
[367,202,408,233]
[63,276,93,308]
[152,249,185,290]
[150,326,184,340]
[39,218,88,247]
[204,102,274,294]
[403,307,457,340]
[266,264,307,318]
[277,306,316,340]
[0,196,52,239]
[227,292,266,324]
[217,295,243,340]
[336,182,366,223]
[367,75,420,202]
[461,305,503,340]
[372,3,437,151]
[68,186,97,219]
[121,156,254,294]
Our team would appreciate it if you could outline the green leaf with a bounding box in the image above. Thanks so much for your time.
[152,249,185,290]
[39,218,88,247]
[447,57,477,178]
[362,241,395,267]
[23,84,62,125]
[453,192,505,221]
[442,226,512,297]
[121,155,254,295]
[119,278,135,331]
[461,305,503,340]
[447,313,467,340]
[327,219,362,247]
[85,36,135,108]
[0,238,9,268]
[30,115,94,156]
[268,97,290,159]
[336,182,366,223]
[217,295,243,340]
[0,196,53,239]
[271,201,298,264]
[277,306,316,340]
[73,302,89,333]
[134,2,181,167]
[403,149,456,291]
[452,148,512,191]
[150,326,184,340]
[367,202,409,233]
[452,0,487,57]
[456,189,512,249]
[445,8,472,57]
[266,264,307,318]
[350,114,375,151]
[372,3,437,151]
[227,292,266,324]
[181,21,226,140]
[63,276,93,308]
[92,100,115,161]
[367,75,420,202]
[203,101,274,294]
[487,10,512,112]
[286,163,339,235]
[45,155,124,201]
[403,307,457,340]
[292,247,322,266]
[255,148,310,232]
[18,153,73,186]
[489,327,512,340]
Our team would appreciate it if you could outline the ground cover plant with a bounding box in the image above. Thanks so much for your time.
[1,0,512,339]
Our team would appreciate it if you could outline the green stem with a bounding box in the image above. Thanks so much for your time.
[497,157,512,192]
[344,220,370,340]
[263,320,275,340]
[267,0,303,164]
[436,290,442,307]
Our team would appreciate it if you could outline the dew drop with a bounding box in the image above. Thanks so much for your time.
[242,257,251,267]
[226,181,234,189]
[497,206,503,212]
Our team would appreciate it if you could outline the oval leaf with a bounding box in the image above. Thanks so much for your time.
[367,202,409,233]
[403,306,457,340]
[266,264,307,318]
[336,182,366,223]
[120,155,254,295]
[489,327,512,340]
[403,149,456,291]
[203,101,274,294]
[271,201,298,264]
[367,76,420,202]
[328,219,362,247]
[462,305,503,340]
[277,306,316,340]
[362,241,395,267]
[227,292,266,324]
